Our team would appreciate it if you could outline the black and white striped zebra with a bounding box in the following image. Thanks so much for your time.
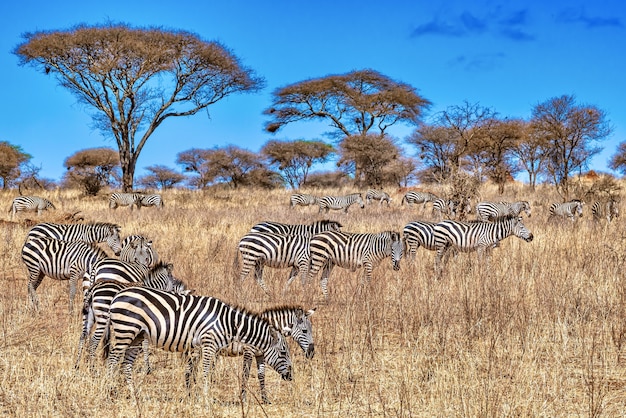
[108,192,143,210]
[591,200,619,223]
[250,219,343,236]
[235,232,310,294]
[308,230,403,299]
[365,189,392,206]
[139,194,164,209]
[105,289,293,397]
[75,262,190,370]
[401,191,438,209]
[25,222,122,256]
[8,196,56,219]
[433,215,534,274]
[21,237,109,312]
[118,235,159,267]
[403,220,439,259]
[476,201,531,222]
[290,193,319,209]
[432,198,456,220]
[318,193,365,213]
[549,200,584,222]
[218,305,315,403]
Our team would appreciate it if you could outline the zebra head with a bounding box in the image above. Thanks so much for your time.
[123,236,157,267]
[610,200,620,220]
[575,201,584,217]
[521,201,531,217]
[389,231,403,271]
[511,216,534,242]
[264,327,293,382]
[106,225,123,256]
[356,193,365,209]
[290,308,316,359]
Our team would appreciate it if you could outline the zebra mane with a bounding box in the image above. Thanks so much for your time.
[260,305,306,316]
[316,219,343,228]
[85,221,122,229]
[148,260,173,272]
[229,304,276,329]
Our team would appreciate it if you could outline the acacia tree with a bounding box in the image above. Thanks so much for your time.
[0,141,31,189]
[609,141,626,175]
[176,148,214,189]
[337,134,400,187]
[137,165,185,190]
[264,69,430,138]
[63,147,120,195]
[200,145,265,188]
[511,121,549,191]
[261,139,334,189]
[531,95,611,197]
[15,24,264,191]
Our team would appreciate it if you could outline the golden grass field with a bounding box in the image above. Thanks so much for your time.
[1,184,626,417]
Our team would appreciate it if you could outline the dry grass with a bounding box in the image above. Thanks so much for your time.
[1,184,626,417]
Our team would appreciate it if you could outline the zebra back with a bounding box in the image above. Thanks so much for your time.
[250,219,342,236]
[119,235,159,267]
[290,194,319,208]
[139,194,164,209]
[26,222,122,255]
[318,193,365,213]
[109,193,143,210]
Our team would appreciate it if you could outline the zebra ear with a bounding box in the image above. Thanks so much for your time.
[281,326,292,336]
[183,289,195,295]
[306,308,317,317]
[166,263,174,273]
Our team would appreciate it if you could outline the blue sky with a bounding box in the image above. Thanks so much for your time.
[1,0,624,182]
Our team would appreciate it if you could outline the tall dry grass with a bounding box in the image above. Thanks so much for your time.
[1,184,626,417]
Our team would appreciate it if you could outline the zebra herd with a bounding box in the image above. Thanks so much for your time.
[19,220,315,404]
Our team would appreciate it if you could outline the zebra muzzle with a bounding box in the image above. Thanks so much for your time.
[305,344,315,359]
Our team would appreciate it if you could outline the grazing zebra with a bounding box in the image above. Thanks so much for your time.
[105,289,293,397]
[218,306,315,403]
[8,196,55,220]
[290,193,319,209]
[235,232,310,293]
[365,189,392,206]
[476,201,531,222]
[318,193,365,213]
[432,198,456,220]
[591,200,619,223]
[401,191,438,209]
[403,220,439,259]
[549,200,584,222]
[139,194,164,209]
[308,230,403,299]
[433,215,534,275]
[108,193,143,211]
[25,222,122,256]
[250,219,343,236]
[21,237,109,312]
[75,262,190,370]
[119,235,159,267]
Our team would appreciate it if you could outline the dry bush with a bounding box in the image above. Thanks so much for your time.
[1,185,626,417]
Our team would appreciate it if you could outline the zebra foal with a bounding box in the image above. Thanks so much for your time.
[109,193,143,211]
[549,200,584,222]
[290,193,319,209]
[433,215,534,275]
[318,193,365,213]
[235,232,310,294]
[308,230,403,299]
[365,189,392,206]
[250,219,342,236]
[25,222,122,255]
[105,289,293,398]
[8,196,55,220]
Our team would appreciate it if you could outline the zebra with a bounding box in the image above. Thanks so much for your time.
[8,196,56,220]
[21,237,109,312]
[365,189,392,206]
[433,215,534,275]
[432,198,456,220]
[235,232,310,294]
[549,200,584,222]
[290,193,319,209]
[139,194,164,209]
[105,289,293,398]
[476,201,531,222]
[108,192,143,210]
[308,230,403,299]
[119,235,159,268]
[401,191,438,209]
[25,222,122,256]
[217,305,315,403]
[318,193,365,213]
[75,262,191,370]
[403,220,439,259]
[591,200,620,223]
[250,219,343,236]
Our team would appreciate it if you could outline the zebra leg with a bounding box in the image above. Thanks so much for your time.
[254,263,270,295]
[200,343,218,396]
[285,266,299,287]
[27,270,45,311]
[142,337,152,374]
[184,352,199,392]
[121,345,142,397]
[68,267,83,314]
[363,262,374,283]
[320,262,334,299]
[240,349,254,403]
[256,354,270,404]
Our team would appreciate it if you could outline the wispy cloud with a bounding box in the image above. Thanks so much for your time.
[410,8,534,42]
[557,8,623,29]
[449,53,506,72]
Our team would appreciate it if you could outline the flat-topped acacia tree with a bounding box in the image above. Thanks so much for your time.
[15,23,264,191]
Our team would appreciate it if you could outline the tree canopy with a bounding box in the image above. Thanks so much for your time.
[63,147,120,195]
[0,142,31,189]
[264,69,431,138]
[15,23,265,191]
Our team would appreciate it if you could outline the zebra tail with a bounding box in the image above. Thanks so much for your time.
[232,250,241,275]
[101,317,111,361]
[401,196,406,205]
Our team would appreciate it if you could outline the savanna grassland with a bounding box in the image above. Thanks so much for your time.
[1,184,626,418]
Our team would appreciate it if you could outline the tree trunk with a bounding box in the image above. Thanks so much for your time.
[119,148,136,192]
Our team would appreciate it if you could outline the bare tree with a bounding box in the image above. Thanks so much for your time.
[137,165,185,190]
[261,139,334,189]
[176,148,214,189]
[532,95,611,198]
[0,141,31,189]
[15,24,264,191]
[63,147,120,195]
[511,121,549,191]
[264,69,430,138]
